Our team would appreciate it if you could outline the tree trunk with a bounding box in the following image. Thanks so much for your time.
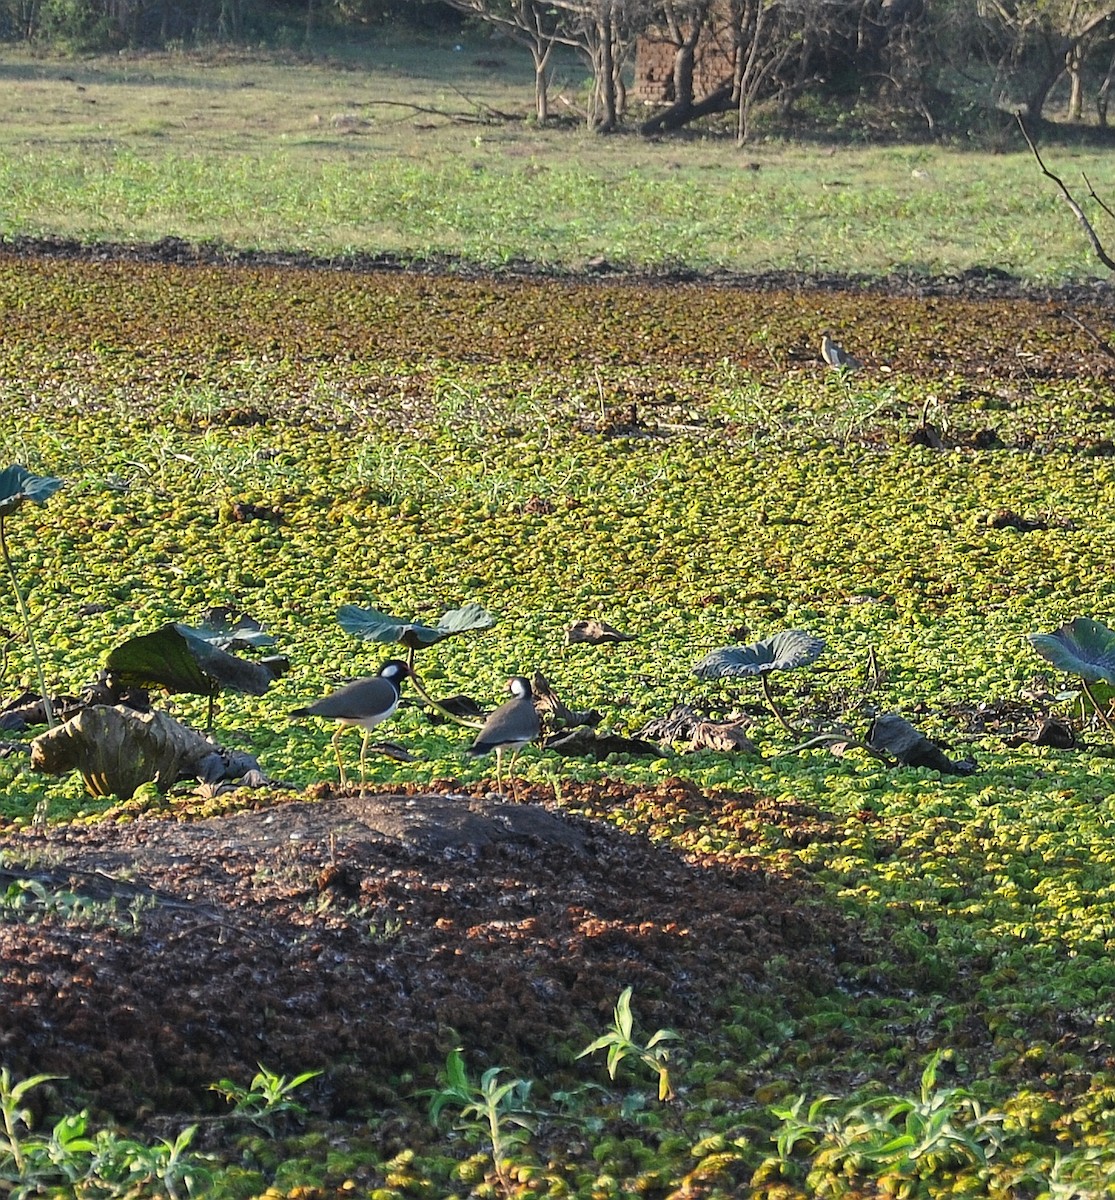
[673,40,697,107]
[1098,44,1115,126]
[531,46,551,121]
[1026,62,1066,122]
[594,13,618,130]
[1066,43,1084,120]
[639,79,734,134]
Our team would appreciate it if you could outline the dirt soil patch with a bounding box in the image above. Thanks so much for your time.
[0,781,871,1123]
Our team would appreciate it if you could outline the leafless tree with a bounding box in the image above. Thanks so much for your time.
[440,0,575,120]
[550,0,657,129]
[977,0,1115,120]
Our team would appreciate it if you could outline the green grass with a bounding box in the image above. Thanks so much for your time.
[2,37,1115,280]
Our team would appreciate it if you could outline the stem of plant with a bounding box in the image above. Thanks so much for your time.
[761,670,800,736]
[1081,678,1115,736]
[1,1104,24,1173]
[409,665,484,729]
[0,515,55,729]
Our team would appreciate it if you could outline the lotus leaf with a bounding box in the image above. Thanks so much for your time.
[192,609,276,651]
[105,624,282,698]
[1028,618,1115,685]
[693,630,826,679]
[30,704,218,798]
[0,464,64,517]
[338,601,495,649]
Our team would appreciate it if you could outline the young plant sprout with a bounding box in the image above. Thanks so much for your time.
[693,629,826,736]
[577,986,681,1103]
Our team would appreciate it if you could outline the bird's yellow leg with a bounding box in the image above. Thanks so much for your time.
[359,730,371,796]
[507,747,524,801]
[331,727,348,788]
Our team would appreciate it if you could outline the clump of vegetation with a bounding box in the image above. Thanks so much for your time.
[0,465,63,729]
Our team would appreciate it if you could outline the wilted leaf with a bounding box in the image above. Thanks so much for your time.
[1028,617,1115,684]
[0,464,64,517]
[636,705,705,742]
[693,630,826,679]
[30,705,217,798]
[531,671,601,730]
[543,726,662,759]
[687,719,757,754]
[565,619,636,646]
[338,601,495,649]
[364,740,418,763]
[866,713,976,775]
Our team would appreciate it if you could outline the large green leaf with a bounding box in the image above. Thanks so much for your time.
[0,464,64,517]
[1028,618,1115,684]
[106,625,217,696]
[106,624,284,697]
[338,601,495,649]
[191,609,277,652]
[693,630,826,679]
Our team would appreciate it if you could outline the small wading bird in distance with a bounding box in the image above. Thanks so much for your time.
[468,675,541,796]
[820,330,863,370]
[291,659,410,791]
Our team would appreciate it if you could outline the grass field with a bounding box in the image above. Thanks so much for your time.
[4,31,1115,1200]
[2,34,1115,280]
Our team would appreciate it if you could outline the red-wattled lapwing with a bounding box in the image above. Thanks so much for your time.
[468,675,540,796]
[291,659,410,791]
[820,330,863,371]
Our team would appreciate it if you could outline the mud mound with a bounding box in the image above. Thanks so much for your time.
[0,784,872,1121]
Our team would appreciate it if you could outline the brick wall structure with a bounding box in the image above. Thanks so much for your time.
[633,19,737,105]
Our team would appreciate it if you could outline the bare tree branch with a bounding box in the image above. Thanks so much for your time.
[1017,113,1115,272]
[1057,307,1115,358]
[1084,171,1115,223]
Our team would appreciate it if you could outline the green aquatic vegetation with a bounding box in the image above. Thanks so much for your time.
[6,260,1115,1194]
[768,1052,1006,1195]
[0,464,64,729]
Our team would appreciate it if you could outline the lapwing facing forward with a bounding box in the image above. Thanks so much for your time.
[468,675,540,796]
[820,330,863,371]
[291,658,410,791]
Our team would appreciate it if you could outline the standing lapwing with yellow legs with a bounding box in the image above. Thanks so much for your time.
[820,330,863,371]
[468,675,540,798]
[291,659,410,793]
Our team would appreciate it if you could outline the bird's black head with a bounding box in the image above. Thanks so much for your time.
[507,675,533,698]
[379,659,411,687]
